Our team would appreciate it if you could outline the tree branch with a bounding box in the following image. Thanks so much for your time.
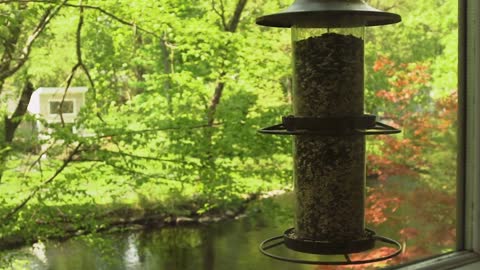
[95,149,198,167]
[67,3,162,38]
[58,63,81,126]
[207,0,248,126]
[207,78,226,126]
[0,0,164,38]
[0,10,23,81]
[94,160,179,185]
[201,0,248,183]
[212,0,227,30]
[2,143,82,222]
[74,3,95,100]
[26,138,59,173]
[96,123,222,139]
[0,1,66,82]
[58,4,85,126]
[75,4,83,63]
[160,34,172,112]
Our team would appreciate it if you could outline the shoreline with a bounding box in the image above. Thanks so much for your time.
[0,189,289,251]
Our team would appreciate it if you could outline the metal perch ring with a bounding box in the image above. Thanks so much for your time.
[259,230,402,265]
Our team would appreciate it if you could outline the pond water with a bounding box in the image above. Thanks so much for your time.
[4,182,455,270]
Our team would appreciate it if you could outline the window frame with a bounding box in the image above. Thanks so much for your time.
[389,0,480,269]
[48,99,76,116]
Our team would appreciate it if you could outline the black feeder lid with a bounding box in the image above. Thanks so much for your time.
[256,0,401,28]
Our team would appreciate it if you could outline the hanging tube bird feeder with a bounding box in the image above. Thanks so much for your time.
[257,0,403,265]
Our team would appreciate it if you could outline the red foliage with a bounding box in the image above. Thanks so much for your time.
[373,56,395,72]
[349,247,399,268]
[399,227,419,239]
[364,183,456,266]
[315,57,457,270]
[436,92,458,132]
[364,59,458,266]
[365,189,401,225]
[410,188,457,246]
[367,56,457,181]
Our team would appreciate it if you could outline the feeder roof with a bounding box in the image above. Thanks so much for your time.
[256,0,401,28]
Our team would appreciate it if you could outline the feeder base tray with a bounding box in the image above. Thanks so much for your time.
[259,228,402,265]
[284,228,376,254]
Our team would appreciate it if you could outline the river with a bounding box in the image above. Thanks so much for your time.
[3,182,455,270]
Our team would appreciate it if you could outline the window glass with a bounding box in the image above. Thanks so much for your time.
[0,0,458,269]
[360,0,458,267]
[49,100,74,114]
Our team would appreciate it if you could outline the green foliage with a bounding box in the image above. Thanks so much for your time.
[365,0,458,104]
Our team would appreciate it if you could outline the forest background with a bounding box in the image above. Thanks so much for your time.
[0,0,457,266]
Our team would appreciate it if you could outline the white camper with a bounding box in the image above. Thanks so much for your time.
[27,87,88,124]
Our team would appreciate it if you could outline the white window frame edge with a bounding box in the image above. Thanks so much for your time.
[389,0,480,269]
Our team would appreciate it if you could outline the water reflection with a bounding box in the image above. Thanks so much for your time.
[124,235,140,269]
[31,242,47,265]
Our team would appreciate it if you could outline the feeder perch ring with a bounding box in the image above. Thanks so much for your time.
[259,229,402,265]
[259,121,400,136]
[258,114,401,136]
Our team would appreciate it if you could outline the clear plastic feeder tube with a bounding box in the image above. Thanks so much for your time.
[291,26,368,241]
[292,27,365,117]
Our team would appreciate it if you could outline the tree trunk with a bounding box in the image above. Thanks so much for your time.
[133,34,146,96]
[160,34,173,114]
[200,0,248,194]
[4,81,35,143]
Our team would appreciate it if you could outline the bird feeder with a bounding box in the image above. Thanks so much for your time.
[257,0,403,265]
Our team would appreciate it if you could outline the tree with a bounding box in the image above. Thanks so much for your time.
[0,2,66,179]
[0,0,293,245]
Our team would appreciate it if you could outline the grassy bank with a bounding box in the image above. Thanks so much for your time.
[0,158,289,250]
